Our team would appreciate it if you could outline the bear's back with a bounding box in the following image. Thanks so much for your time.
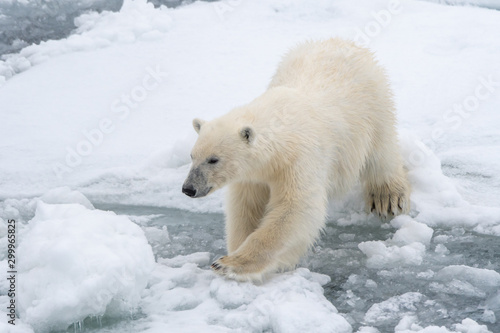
[268,38,386,96]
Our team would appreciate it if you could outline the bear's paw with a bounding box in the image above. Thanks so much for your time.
[211,256,266,282]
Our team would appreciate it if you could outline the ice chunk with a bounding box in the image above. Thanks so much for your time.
[143,226,170,244]
[39,186,94,209]
[126,214,164,225]
[485,291,500,310]
[436,265,500,291]
[453,318,492,333]
[429,280,486,298]
[395,315,423,331]
[428,265,500,302]
[393,318,493,333]
[158,252,211,268]
[481,310,496,324]
[358,241,426,268]
[434,244,449,255]
[357,215,433,269]
[17,202,155,332]
[364,292,423,326]
[391,215,434,246]
[356,327,381,333]
[0,198,38,223]
[212,268,352,333]
[143,226,171,257]
[417,270,435,279]
[397,325,451,332]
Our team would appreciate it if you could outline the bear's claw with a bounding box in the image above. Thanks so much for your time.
[211,260,223,271]
[368,190,409,219]
[210,256,265,282]
[211,256,240,279]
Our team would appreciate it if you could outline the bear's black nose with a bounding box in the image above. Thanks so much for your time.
[182,185,197,197]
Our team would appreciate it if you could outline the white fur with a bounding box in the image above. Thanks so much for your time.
[187,38,411,281]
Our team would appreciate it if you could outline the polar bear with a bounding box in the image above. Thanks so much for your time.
[182,38,411,281]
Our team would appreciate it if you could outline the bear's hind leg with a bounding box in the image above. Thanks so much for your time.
[225,182,270,254]
[363,147,411,218]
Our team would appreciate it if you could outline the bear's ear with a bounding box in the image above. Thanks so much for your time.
[239,126,255,144]
[192,118,205,134]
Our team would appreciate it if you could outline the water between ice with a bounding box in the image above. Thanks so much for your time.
[57,204,500,333]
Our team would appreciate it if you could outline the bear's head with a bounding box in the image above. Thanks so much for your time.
[182,117,256,198]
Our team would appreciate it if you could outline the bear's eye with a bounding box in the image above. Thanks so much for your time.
[207,157,219,165]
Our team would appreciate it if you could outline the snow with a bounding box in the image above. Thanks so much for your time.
[0,0,499,332]
[142,264,351,333]
[394,316,491,333]
[364,292,424,326]
[359,241,427,268]
[357,216,434,268]
[39,186,95,209]
[423,0,500,10]
[17,201,155,332]
[391,216,434,246]
[429,265,500,298]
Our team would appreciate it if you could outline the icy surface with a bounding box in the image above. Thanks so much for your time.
[39,186,95,209]
[0,0,499,332]
[423,0,500,10]
[141,264,351,333]
[17,202,155,332]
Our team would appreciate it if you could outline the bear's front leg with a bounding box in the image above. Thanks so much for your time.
[212,187,327,281]
[225,182,270,253]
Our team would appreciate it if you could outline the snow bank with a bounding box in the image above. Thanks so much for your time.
[17,201,155,332]
[142,257,352,333]
[399,131,500,236]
